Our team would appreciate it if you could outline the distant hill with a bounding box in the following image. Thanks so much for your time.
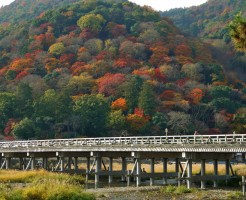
[0,0,81,25]
[162,0,246,40]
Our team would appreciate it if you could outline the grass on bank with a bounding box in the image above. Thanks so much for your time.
[0,170,95,200]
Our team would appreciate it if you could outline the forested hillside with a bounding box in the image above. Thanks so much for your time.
[162,0,246,79]
[162,0,246,39]
[0,0,245,140]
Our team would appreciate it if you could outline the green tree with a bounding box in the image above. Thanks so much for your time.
[48,42,65,57]
[73,94,109,136]
[77,13,106,33]
[0,92,16,131]
[138,81,156,116]
[123,75,143,113]
[15,83,33,118]
[107,110,125,131]
[229,13,246,52]
[152,112,168,129]
[11,118,36,139]
[33,89,71,138]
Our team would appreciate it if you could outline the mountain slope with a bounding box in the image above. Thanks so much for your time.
[0,0,245,140]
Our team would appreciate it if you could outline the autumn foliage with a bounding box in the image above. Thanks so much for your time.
[111,98,127,111]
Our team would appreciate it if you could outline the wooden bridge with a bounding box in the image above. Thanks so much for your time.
[0,134,245,188]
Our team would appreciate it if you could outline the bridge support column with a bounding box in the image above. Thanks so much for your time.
[175,158,179,173]
[95,156,102,185]
[74,157,78,171]
[109,157,113,184]
[31,157,35,170]
[201,159,206,189]
[225,159,230,185]
[213,159,218,188]
[163,158,168,185]
[121,157,127,182]
[42,157,48,170]
[187,159,192,189]
[150,158,155,186]
[6,156,11,170]
[136,158,141,187]
[60,157,64,172]
[86,157,90,182]
[68,157,72,170]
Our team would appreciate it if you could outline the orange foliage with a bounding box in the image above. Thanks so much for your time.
[126,114,149,131]
[149,42,171,67]
[113,57,140,69]
[111,98,127,111]
[188,88,204,104]
[159,90,176,100]
[70,62,91,75]
[45,58,61,73]
[10,58,33,72]
[174,43,192,57]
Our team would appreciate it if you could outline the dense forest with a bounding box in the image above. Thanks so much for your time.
[0,0,245,140]
[162,0,246,79]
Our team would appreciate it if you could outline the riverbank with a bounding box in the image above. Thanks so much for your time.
[88,185,244,200]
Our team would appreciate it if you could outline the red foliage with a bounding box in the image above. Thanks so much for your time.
[4,136,15,141]
[60,53,75,65]
[107,22,126,37]
[4,118,16,136]
[15,71,30,80]
[97,73,126,96]
[96,51,108,60]
[134,108,145,117]
[154,68,166,83]
[79,28,96,40]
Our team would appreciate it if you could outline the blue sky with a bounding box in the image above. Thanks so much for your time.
[1,0,207,11]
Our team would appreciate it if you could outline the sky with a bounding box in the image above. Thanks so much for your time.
[0,0,208,11]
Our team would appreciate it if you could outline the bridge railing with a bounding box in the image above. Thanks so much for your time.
[0,134,245,148]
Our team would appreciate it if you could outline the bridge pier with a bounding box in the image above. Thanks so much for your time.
[150,158,155,186]
[42,157,48,170]
[109,157,113,184]
[187,159,192,189]
[136,158,141,187]
[86,157,90,182]
[74,157,78,171]
[163,158,168,185]
[121,157,127,182]
[95,155,102,185]
[213,159,218,187]
[201,159,206,189]
[6,156,11,170]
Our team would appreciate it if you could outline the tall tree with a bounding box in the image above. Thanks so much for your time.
[73,94,109,136]
[138,81,156,116]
